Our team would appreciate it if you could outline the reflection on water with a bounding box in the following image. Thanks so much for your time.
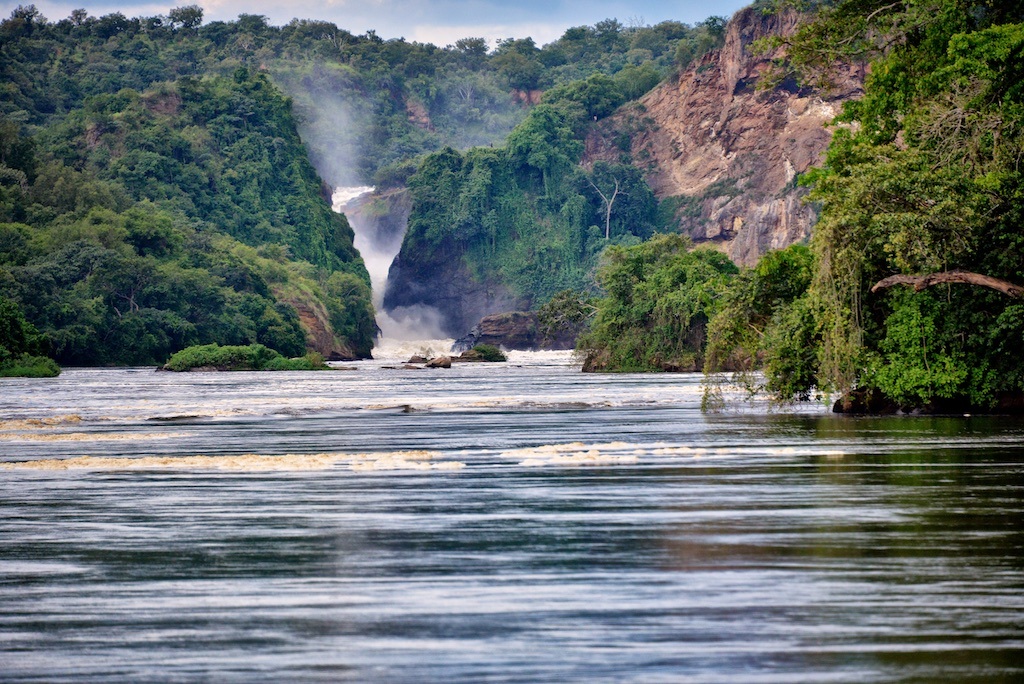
[1,360,1023,682]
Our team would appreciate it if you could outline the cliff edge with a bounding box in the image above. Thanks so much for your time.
[587,7,864,265]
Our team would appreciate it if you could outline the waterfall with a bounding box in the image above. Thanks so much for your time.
[332,187,451,358]
[331,186,385,305]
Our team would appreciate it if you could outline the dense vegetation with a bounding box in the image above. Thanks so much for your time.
[383,16,729,333]
[272,15,728,186]
[0,6,394,365]
[0,62,374,365]
[392,139,665,324]
[586,0,1024,414]
[762,0,1024,411]
[577,235,738,372]
[161,343,331,371]
[0,295,59,376]
[0,4,734,364]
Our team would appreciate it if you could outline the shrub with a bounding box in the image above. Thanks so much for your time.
[0,353,61,377]
[161,343,333,371]
[464,344,507,362]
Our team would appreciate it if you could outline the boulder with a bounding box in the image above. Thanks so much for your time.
[453,310,580,352]
[425,356,452,369]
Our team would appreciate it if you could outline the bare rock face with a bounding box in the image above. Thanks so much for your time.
[452,310,582,353]
[587,7,864,266]
[452,312,539,352]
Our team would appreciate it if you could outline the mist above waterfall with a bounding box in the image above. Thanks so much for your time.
[288,86,364,188]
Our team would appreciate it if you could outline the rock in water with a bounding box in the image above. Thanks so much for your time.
[453,311,577,352]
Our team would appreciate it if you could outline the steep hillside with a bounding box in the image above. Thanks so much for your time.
[0,9,377,363]
[383,6,863,339]
[587,7,864,265]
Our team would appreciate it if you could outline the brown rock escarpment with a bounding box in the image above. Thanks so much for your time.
[587,7,864,266]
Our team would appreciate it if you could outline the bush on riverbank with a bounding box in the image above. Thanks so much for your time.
[162,344,330,372]
[577,234,737,372]
[1,297,61,377]
[0,353,61,378]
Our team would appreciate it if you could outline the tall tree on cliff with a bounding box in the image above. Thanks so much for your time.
[774,0,1024,408]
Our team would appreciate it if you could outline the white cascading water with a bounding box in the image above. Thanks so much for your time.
[332,187,452,360]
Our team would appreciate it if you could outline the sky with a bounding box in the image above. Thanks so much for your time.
[9,1,752,47]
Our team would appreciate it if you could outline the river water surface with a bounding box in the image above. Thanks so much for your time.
[2,349,1023,682]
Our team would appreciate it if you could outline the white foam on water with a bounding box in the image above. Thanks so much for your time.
[0,415,83,430]
[1,450,465,472]
[1,431,187,442]
[370,338,457,363]
[504,441,644,467]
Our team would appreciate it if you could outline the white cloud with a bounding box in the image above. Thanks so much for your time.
[407,22,564,48]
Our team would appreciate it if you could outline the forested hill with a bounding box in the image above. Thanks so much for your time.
[0,7,377,364]
[0,3,722,365]
[578,0,1024,415]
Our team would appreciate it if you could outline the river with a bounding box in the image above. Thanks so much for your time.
[2,350,1023,682]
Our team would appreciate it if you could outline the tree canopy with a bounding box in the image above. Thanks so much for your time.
[741,0,1024,410]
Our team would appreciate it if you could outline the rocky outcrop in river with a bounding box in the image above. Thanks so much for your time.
[452,311,579,353]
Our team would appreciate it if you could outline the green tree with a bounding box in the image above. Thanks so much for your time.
[168,5,203,31]
[578,234,738,372]
[0,294,59,376]
[506,105,582,197]
[771,0,1024,409]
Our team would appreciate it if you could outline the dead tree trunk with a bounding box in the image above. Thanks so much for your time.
[870,270,1024,298]
[587,177,621,240]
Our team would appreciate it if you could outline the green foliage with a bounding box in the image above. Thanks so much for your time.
[394,92,668,327]
[0,15,378,364]
[506,105,583,196]
[578,234,738,372]
[260,13,694,186]
[0,294,59,375]
[536,289,597,345]
[761,294,819,399]
[162,343,329,371]
[704,243,816,396]
[675,16,728,70]
[465,344,507,362]
[0,5,734,363]
[773,0,1024,409]
[542,74,625,122]
[0,294,47,359]
[0,352,60,377]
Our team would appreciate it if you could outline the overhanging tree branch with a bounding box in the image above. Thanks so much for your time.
[870,270,1024,298]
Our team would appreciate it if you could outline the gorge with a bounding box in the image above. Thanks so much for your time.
[377,6,862,339]
[3,3,1024,682]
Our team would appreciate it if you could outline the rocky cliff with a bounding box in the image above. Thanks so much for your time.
[586,7,864,266]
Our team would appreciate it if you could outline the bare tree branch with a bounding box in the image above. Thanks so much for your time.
[871,270,1024,298]
[587,176,622,239]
